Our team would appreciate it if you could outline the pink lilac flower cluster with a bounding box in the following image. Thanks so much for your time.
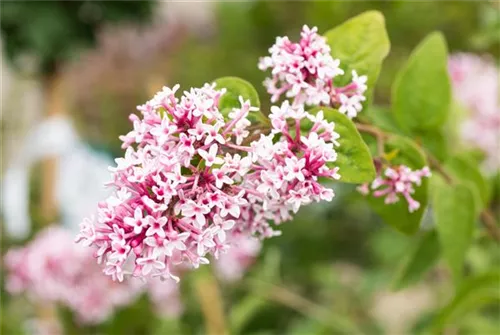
[448,53,500,172]
[237,102,341,237]
[76,81,341,283]
[357,165,431,213]
[4,227,142,324]
[258,25,367,118]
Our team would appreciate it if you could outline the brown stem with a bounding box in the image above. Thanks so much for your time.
[247,279,362,334]
[41,71,66,224]
[355,123,386,157]
[242,124,273,146]
[426,152,454,184]
[480,210,500,242]
[354,123,387,139]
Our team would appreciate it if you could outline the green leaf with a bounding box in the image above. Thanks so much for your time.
[416,130,449,162]
[213,76,260,117]
[103,295,155,335]
[324,10,390,104]
[367,135,429,235]
[392,230,440,290]
[364,105,402,134]
[314,107,375,184]
[392,32,451,131]
[445,155,490,211]
[429,271,500,331]
[432,176,476,282]
[230,294,267,334]
[152,318,182,335]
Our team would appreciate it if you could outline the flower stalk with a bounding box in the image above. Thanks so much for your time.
[246,278,363,334]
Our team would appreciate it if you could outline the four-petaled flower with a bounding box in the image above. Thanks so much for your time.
[198,144,224,167]
[145,217,168,238]
[182,201,211,227]
[124,207,146,234]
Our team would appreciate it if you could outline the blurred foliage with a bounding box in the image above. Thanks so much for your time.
[0,0,154,75]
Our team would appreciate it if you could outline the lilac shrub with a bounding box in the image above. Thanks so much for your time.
[69,13,497,322]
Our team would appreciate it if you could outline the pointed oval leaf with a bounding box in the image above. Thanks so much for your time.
[432,176,476,283]
[430,271,500,331]
[445,155,490,211]
[324,10,390,104]
[392,32,451,131]
[214,76,260,116]
[415,129,449,162]
[392,230,440,291]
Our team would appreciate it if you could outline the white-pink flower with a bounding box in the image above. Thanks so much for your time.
[358,165,431,213]
[124,207,146,234]
[198,144,224,167]
[182,201,211,227]
[136,256,166,276]
[284,157,306,182]
[240,102,341,236]
[78,52,346,283]
[259,25,367,118]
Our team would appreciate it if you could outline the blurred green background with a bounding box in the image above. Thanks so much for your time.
[1,1,499,334]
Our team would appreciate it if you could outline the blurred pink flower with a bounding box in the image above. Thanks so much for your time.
[214,230,261,282]
[146,278,184,318]
[4,226,142,325]
[449,53,500,172]
[5,226,185,323]
[448,53,498,116]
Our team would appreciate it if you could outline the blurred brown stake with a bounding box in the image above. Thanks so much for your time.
[147,74,166,98]
[194,267,228,335]
[40,72,65,224]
